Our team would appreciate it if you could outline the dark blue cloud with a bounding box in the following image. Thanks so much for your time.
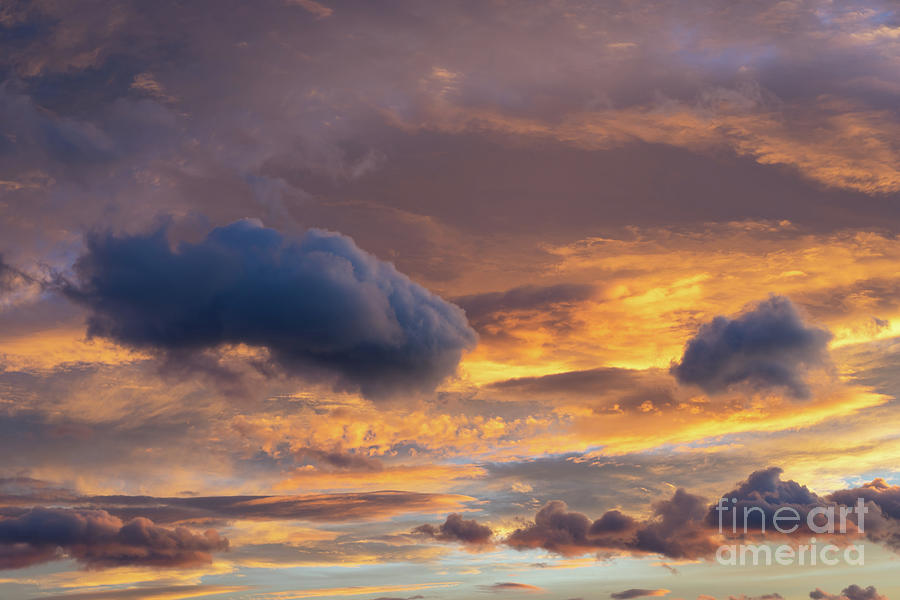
[65,219,477,399]
[670,295,832,398]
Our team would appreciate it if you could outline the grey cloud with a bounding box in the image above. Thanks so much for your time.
[414,513,493,545]
[671,296,832,398]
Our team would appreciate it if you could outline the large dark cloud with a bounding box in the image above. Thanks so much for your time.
[0,507,227,569]
[64,219,477,399]
[671,296,832,398]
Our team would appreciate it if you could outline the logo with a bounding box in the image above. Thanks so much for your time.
[713,497,867,566]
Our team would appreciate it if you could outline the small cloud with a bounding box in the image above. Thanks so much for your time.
[287,0,333,18]
[478,583,545,593]
[612,590,671,600]
[414,513,493,546]
[130,72,177,103]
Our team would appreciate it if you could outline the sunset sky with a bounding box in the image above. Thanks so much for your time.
[4,1,900,599]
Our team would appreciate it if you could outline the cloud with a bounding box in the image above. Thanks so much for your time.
[452,282,597,347]
[828,478,900,549]
[404,91,900,195]
[830,478,900,520]
[4,488,473,525]
[455,283,595,324]
[505,500,595,555]
[64,219,477,399]
[0,507,227,569]
[710,468,900,551]
[485,366,681,413]
[413,513,493,545]
[486,367,642,395]
[292,447,385,472]
[810,586,887,600]
[705,466,823,532]
[489,467,900,561]
[505,488,717,559]
[611,589,670,599]
[287,0,333,19]
[671,295,832,398]
[0,255,22,293]
[0,254,41,305]
[477,582,544,593]
[252,582,458,599]
[36,586,252,600]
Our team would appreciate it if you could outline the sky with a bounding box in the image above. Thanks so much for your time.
[3,0,900,599]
